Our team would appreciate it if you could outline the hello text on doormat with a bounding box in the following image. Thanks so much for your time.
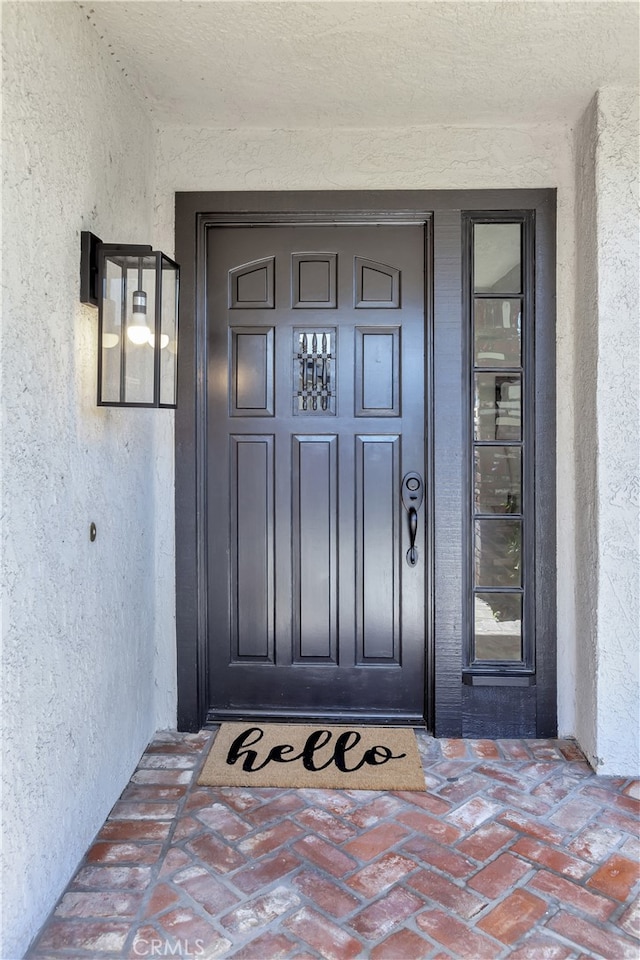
[198,723,426,791]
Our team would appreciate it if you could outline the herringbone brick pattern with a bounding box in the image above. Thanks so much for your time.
[28,731,639,959]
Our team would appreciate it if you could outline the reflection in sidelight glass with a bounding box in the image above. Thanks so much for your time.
[474,373,521,441]
[474,518,521,588]
[474,593,522,661]
[474,223,522,294]
[474,447,521,515]
[474,299,521,367]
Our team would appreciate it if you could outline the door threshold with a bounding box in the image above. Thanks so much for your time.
[205,709,426,728]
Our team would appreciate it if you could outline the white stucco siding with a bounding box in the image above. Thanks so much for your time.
[573,88,640,777]
[574,97,599,769]
[1,5,173,956]
[594,88,640,776]
[154,121,578,738]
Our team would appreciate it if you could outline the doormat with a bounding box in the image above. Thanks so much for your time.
[198,723,425,791]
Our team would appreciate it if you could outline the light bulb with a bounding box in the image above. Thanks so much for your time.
[127,288,151,344]
[102,333,119,349]
[127,323,151,345]
[148,333,170,349]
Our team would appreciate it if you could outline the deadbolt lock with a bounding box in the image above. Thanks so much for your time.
[401,472,424,512]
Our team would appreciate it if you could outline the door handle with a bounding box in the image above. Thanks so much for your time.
[401,472,424,567]
[408,507,418,566]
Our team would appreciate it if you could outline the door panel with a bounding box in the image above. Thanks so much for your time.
[229,257,275,308]
[230,434,274,662]
[292,434,338,662]
[207,223,426,720]
[230,328,274,415]
[355,327,401,416]
[356,435,400,662]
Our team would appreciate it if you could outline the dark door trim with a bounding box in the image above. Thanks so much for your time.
[175,190,556,735]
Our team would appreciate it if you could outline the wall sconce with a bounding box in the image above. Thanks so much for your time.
[80,231,179,407]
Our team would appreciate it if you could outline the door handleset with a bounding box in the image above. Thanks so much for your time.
[401,472,424,567]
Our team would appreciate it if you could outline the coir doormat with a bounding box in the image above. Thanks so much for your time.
[198,723,426,791]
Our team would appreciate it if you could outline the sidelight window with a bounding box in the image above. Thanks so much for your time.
[465,213,534,675]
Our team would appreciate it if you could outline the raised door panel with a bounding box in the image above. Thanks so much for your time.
[292,253,337,308]
[355,257,400,308]
[355,326,401,417]
[356,435,401,662]
[229,435,275,661]
[229,257,275,309]
[292,436,338,662]
[230,328,274,416]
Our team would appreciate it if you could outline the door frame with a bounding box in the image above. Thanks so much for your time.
[175,190,556,735]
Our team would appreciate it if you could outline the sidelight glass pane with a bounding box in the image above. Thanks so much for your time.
[474,373,521,441]
[474,223,521,294]
[474,518,521,587]
[474,593,522,661]
[474,299,521,367]
[474,447,521,515]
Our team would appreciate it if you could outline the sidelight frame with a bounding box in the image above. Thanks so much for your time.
[174,190,555,737]
[462,211,536,678]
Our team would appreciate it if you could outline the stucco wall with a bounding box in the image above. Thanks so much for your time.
[574,97,599,769]
[1,5,174,956]
[593,89,640,775]
[573,89,640,777]
[154,121,578,738]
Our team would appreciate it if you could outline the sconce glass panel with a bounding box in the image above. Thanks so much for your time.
[100,256,124,404]
[125,255,156,405]
[160,256,179,407]
[97,249,179,407]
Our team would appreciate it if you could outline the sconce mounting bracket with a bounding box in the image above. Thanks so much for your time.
[80,231,153,307]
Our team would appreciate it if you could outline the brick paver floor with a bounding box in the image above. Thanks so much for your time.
[28,730,639,959]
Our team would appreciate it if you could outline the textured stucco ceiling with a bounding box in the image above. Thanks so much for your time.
[82,1,638,127]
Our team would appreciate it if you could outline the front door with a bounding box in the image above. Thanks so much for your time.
[206,223,428,721]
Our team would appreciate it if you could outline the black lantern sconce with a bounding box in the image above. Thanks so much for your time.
[80,231,179,407]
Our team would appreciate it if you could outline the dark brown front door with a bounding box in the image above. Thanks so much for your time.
[206,223,427,721]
